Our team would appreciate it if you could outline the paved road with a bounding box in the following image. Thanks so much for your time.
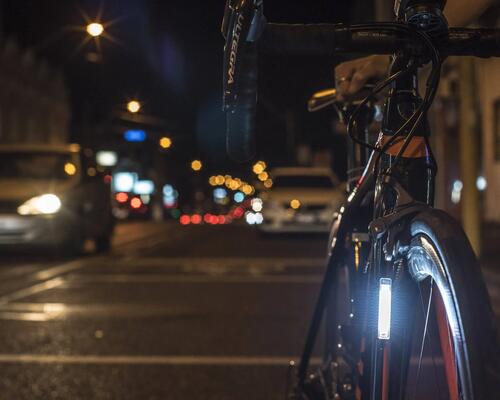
[0,221,497,399]
[0,221,328,399]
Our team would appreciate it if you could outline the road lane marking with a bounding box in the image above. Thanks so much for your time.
[64,273,323,285]
[0,312,55,322]
[0,353,447,367]
[0,354,322,366]
[0,277,65,305]
[0,353,448,367]
[0,257,101,305]
[0,302,195,321]
[33,258,100,281]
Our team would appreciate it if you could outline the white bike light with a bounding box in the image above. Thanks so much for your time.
[378,278,392,340]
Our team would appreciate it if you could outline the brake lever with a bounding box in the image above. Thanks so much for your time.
[307,84,378,113]
[307,88,338,112]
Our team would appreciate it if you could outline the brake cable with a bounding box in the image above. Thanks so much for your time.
[344,23,441,165]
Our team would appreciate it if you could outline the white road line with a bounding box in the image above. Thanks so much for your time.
[0,277,65,305]
[33,258,98,281]
[0,302,194,321]
[0,312,54,322]
[0,354,322,366]
[64,274,323,285]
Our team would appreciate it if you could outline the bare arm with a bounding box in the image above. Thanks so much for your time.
[445,0,495,26]
[334,0,497,100]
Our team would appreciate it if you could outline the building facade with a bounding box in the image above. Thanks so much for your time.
[478,58,500,222]
[0,38,70,145]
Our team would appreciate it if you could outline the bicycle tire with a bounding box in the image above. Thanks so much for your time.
[387,209,500,400]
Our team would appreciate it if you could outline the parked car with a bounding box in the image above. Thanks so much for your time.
[259,167,345,233]
[0,144,114,254]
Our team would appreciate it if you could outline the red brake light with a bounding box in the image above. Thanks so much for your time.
[130,197,142,209]
[191,214,202,224]
[115,192,128,203]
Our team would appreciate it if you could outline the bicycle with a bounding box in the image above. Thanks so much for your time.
[222,0,500,398]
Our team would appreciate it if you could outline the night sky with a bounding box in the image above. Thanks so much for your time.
[1,0,369,170]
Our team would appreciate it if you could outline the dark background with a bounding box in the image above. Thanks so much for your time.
[0,0,372,172]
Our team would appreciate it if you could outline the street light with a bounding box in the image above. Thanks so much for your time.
[191,160,202,171]
[127,100,141,114]
[86,22,104,37]
[159,137,172,149]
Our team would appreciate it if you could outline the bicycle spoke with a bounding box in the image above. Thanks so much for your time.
[410,279,447,400]
[411,281,433,399]
[434,289,459,399]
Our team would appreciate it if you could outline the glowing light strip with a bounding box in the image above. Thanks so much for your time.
[378,278,392,340]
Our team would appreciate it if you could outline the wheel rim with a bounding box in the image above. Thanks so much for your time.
[404,234,472,400]
[330,234,472,400]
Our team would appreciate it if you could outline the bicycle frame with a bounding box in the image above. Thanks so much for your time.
[296,55,437,397]
[219,0,499,397]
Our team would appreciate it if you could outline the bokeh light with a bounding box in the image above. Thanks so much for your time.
[115,192,128,203]
[86,22,104,37]
[130,197,142,209]
[251,198,263,212]
[159,137,172,149]
[191,160,202,171]
[241,184,254,195]
[127,100,141,113]
[234,192,245,203]
[290,199,301,209]
[252,161,267,175]
[215,175,225,185]
[258,172,269,181]
[245,212,256,225]
[64,162,77,176]
[191,214,202,224]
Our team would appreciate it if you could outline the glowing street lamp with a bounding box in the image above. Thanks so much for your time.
[127,100,141,114]
[159,137,172,149]
[86,22,104,37]
[191,160,202,171]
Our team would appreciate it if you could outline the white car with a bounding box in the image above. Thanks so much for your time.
[0,144,114,254]
[259,167,345,233]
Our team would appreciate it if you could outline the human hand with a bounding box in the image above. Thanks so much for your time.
[335,55,390,101]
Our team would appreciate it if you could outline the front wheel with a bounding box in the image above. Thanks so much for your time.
[384,209,500,400]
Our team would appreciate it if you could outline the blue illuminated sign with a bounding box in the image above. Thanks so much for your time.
[124,130,147,142]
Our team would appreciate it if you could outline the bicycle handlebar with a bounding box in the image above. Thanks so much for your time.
[222,0,500,162]
[260,24,500,58]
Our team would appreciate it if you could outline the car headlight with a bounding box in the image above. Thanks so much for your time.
[17,194,62,215]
